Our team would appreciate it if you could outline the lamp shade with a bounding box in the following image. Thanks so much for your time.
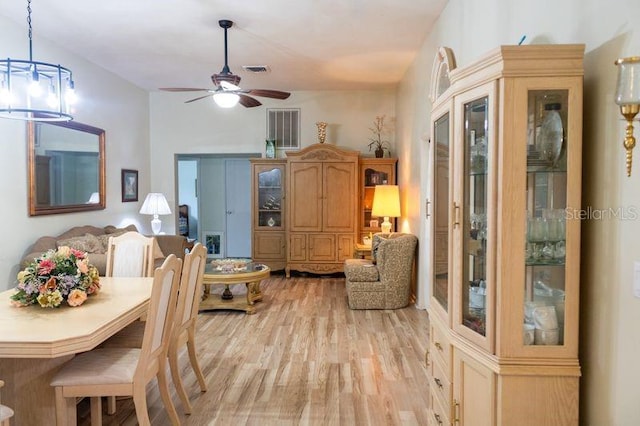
[213,92,240,108]
[371,185,401,218]
[615,57,640,105]
[139,193,171,216]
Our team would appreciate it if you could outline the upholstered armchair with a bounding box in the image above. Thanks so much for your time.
[344,233,418,309]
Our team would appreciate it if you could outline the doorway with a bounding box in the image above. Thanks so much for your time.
[176,154,259,258]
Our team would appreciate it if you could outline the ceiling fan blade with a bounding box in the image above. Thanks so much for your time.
[159,88,210,92]
[238,94,262,108]
[185,94,213,104]
[245,89,291,100]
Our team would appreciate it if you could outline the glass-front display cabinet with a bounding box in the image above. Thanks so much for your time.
[251,159,287,271]
[428,44,584,426]
[358,158,397,243]
[426,46,456,426]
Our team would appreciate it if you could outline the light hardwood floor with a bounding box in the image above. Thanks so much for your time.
[78,274,431,425]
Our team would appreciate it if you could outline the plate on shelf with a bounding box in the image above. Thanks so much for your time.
[537,110,564,166]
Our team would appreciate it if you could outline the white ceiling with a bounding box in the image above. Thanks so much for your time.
[0,0,447,92]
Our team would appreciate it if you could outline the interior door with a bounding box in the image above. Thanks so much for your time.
[225,159,251,257]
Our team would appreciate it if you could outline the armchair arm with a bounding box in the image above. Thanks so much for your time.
[155,235,187,260]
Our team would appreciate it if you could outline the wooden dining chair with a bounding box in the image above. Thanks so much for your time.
[50,255,182,426]
[105,231,155,278]
[0,380,14,426]
[103,243,208,414]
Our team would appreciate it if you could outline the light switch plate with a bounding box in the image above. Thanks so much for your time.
[634,261,640,298]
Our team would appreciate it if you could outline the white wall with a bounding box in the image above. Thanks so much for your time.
[0,15,150,291]
[396,0,640,424]
[149,89,397,234]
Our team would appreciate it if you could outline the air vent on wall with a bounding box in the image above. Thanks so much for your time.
[242,65,271,73]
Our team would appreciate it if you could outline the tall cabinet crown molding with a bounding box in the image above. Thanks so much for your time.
[427,44,584,426]
[285,143,359,277]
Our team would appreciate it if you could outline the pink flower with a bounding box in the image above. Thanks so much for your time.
[76,259,89,274]
[10,299,28,307]
[87,283,100,295]
[38,259,55,275]
[67,289,88,307]
[70,248,85,259]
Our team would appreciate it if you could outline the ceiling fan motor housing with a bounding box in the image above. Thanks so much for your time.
[212,73,241,87]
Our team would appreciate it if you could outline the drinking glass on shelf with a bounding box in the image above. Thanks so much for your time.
[527,217,548,243]
[544,209,566,242]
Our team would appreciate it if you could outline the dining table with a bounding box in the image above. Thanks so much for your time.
[0,276,153,425]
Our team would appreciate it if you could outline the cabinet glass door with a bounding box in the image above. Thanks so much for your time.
[462,96,489,337]
[524,89,569,346]
[257,167,283,229]
[433,111,451,314]
[363,167,390,232]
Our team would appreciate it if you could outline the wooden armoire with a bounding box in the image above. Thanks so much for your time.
[285,144,359,277]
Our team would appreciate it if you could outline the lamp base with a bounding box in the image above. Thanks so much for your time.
[381,217,392,234]
[151,216,162,235]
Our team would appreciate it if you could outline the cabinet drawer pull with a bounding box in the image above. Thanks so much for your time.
[425,349,430,367]
[426,199,431,219]
[434,377,443,389]
[434,341,443,351]
[453,202,461,227]
[454,399,460,424]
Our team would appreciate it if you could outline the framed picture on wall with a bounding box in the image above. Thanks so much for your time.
[204,231,224,259]
[121,169,138,202]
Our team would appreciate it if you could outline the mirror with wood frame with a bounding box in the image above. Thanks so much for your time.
[27,120,106,216]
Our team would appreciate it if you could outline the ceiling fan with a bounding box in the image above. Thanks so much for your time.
[160,20,290,108]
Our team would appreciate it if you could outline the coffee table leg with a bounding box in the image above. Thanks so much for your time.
[246,280,263,305]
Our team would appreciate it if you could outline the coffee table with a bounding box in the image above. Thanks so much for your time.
[200,261,270,315]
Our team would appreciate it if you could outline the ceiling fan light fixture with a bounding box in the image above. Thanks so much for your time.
[213,92,240,108]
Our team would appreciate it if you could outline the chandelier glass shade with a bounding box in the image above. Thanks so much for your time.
[0,0,77,121]
[213,92,240,108]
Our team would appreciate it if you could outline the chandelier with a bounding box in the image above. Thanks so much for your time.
[0,0,77,121]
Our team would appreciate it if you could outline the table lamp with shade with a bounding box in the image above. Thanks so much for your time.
[86,192,100,204]
[139,193,171,235]
[371,184,400,234]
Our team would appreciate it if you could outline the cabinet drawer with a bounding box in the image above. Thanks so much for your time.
[430,353,451,407]
[429,385,451,426]
[430,321,452,372]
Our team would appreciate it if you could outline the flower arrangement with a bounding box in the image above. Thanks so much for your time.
[10,246,101,308]
[367,115,392,158]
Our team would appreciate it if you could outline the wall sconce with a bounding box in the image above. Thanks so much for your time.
[614,56,640,176]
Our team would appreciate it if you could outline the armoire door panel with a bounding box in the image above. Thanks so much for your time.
[323,162,356,232]
[289,233,307,261]
[308,234,336,261]
[253,232,286,259]
[289,162,323,231]
[337,234,355,262]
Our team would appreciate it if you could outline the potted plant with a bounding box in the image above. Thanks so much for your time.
[367,115,391,158]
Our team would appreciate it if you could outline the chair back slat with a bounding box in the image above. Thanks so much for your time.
[138,255,181,376]
[176,243,207,328]
[106,231,155,277]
